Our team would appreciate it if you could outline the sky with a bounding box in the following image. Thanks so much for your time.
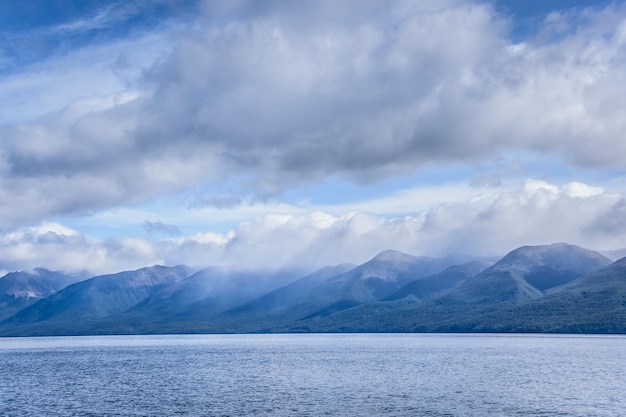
[1,0,626,275]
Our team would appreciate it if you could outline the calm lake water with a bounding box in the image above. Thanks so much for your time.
[0,333,624,416]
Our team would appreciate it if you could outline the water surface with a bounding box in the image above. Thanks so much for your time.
[1,333,624,416]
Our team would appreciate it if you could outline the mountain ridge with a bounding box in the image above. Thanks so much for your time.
[0,243,623,336]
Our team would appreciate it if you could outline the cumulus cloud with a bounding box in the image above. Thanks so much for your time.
[1,0,626,228]
[163,179,626,271]
[143,0,626,178]
[0,179,623,274]
[0,223,164,275]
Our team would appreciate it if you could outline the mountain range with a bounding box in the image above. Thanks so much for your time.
[0,243,624,336]
[0,268,85,322]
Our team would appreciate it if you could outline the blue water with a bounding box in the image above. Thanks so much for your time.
[0,333,624,416]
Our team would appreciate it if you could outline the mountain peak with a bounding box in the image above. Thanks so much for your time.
[371,249,417,264]
[494,243,610,273]
[613,256,626,267]
[473,243,612,293]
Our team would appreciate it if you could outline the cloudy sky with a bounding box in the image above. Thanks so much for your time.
[1,0,626,275]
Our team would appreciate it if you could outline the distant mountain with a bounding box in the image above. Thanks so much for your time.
[123,266,250,319]
[203,264,358,332]
[231,264,358,316]
[486,242,611,291]
[409,243,610,331]
[0,265,189,336]
[481,257,626,333]
[383,259,494,302]
[1,243,624,336]
[312,250,459,308]
[117,251,461,334]
[208,251,476,333]
[434,243,609,308]
[264,250,461,326]
[105,267,307,333]
[0,269,84,322]
[273,259,494,333]
[294,243,612,332]
[171,268,304,320]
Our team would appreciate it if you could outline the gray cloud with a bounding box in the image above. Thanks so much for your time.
[143,220,181,236]
[2,1,626,226]
[113,0,626,180]
[585,198,626,235]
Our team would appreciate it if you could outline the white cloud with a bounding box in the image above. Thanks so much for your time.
[1,0,626,263]
[0,179,623,275]
[0,223,164,275]
[563,181,604,198]
[168,178,623,270]
[0,5,622,211]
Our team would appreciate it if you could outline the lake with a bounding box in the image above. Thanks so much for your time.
[0,333,624,416]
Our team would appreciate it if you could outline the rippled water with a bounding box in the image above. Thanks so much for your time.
[0,333,625,416]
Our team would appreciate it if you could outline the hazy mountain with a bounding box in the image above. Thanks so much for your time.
[293,243,612,332]
[231,264,358,316]
[197,264,358,332]
[105,266,307,333]
[383,259,494,302]
[0,268,85,322]
[480,257,626,333]
[408,243,611,331]
[207,251,475,333]
[119,251,459,333]
[1,243,624,336]
[314,250,460,307]
[486,242,611,291]
[172,268,305,320]
[601,248,626,261]
[269,259,492,333]
[430,243,609,309]
[0,265,189,336]
[265,250,463,327]
[123,266,245,319]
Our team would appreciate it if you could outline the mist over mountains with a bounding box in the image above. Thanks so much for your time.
[0,243,624,336]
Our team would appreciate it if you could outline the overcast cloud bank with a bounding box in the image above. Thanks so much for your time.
[1,0,626,273]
